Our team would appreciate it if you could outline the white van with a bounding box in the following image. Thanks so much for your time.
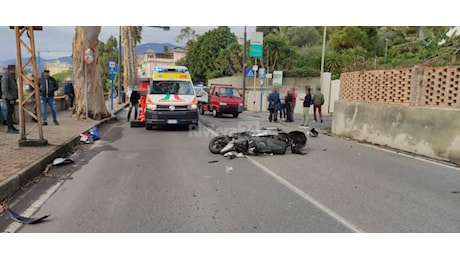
[144,66,198,130]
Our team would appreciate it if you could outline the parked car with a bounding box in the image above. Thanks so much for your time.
[197,84,243,118]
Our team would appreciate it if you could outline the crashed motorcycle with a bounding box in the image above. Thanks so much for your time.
[208,126,308,156]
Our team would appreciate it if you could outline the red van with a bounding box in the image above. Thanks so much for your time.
[197,84,243,118]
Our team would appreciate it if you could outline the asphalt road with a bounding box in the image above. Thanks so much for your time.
[3,109,460,233]
[7,109,351,233]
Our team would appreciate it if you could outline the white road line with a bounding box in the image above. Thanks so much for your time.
[247,156,365,233]
[203,124,365,233]
[358,142,460,171]
[4,180,64,233]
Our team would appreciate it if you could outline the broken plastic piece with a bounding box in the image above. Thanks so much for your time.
[6,208,50,224]
[52,157,74,166]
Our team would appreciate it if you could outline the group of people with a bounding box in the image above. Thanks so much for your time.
[1,66,71,133]
[267,86,324,127]
[267,87,296,123]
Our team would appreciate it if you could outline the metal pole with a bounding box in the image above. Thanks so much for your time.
[118,26,122,104]
[85,63,88,120]
[242,26,246,111]
[110,79,114,110]
[320,26,327,89]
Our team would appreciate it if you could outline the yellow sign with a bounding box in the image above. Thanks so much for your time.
[152,72,191,80]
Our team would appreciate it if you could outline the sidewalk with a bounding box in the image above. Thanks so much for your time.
[0,99,128,202]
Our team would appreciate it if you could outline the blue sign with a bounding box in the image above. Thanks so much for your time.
[259,68,266,79]
[245,67,254,78]
[109,66,118,75]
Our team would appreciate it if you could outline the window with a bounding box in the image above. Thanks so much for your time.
[150,80,194,95]
[220,88,241,98]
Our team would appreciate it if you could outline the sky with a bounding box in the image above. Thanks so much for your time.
[1,1,458,63]
[0,26,256,60]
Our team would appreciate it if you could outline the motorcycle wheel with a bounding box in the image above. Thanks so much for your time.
[209,136,228,154]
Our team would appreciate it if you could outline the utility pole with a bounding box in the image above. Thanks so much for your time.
[11,26,47,146]
[242,26,246,111]
[320,26,327,90]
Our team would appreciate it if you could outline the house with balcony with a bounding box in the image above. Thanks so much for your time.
[137,47,186,78]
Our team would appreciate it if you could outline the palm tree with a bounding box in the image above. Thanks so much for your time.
[123,26,142,94]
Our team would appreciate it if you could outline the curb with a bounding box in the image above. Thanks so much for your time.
[0,104,128,202]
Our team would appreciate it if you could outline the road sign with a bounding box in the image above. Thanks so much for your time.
[108,61,118,76]
[259,68,266,79]
[250,44,263,58]
[84,48,95,64]
[245,67,254,78]
[273,71,283,87]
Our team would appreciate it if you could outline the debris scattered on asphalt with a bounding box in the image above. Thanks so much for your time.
[6,208,50,224]
[52,157,74,166]
[0,197,10,214]
[308,128,319,137]
[80,126,100,144]
[225,166,233,174]
[42,163,54,177]
[224,151,237,159]
[208,160,219,163]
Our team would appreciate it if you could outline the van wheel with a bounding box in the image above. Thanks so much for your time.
[232,113,239,118]
[145,123,153,130]
[212,108,219,117]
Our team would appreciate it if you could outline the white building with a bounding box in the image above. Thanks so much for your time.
[137,47,186,78]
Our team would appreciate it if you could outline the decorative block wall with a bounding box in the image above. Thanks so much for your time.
[340,65,460,109]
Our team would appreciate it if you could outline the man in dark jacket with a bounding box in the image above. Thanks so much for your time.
[300,87,312,127]
[284,89,294,122]
[267,89,280,122]
[1,65,19,133]
[63,80,75,110]
[39,69,59,125]
[127,90,140,121]
[0,74,7,125]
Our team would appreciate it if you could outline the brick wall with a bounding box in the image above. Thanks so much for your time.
[339,65,460,109]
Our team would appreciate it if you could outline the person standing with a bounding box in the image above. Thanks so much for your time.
[300,87,312,127]
[312,87,325,123]
[285,89,294,122]
[0,74,8,125]
[279,89,286,120]
[1,65,19,133]
[291,87,297,115]
[64,80,75,110]
[39,69,59,125]
[267,89,280,122]
[127,90,140,121]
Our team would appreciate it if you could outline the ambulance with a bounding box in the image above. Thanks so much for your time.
[144,66,199,130]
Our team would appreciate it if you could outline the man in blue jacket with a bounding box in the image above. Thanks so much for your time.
[39,69,59,125]
[267,89,281,122]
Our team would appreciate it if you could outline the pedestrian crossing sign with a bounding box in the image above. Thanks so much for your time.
[246,68,254,78]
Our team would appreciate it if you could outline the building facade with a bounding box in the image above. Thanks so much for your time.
[137,48,186,78]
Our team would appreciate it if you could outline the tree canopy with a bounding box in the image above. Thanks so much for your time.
[181,26,460,82]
